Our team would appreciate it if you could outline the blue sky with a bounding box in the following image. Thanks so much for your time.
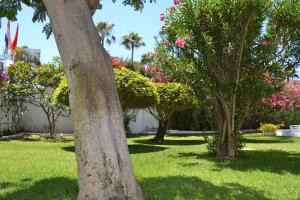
[0,1,173,63]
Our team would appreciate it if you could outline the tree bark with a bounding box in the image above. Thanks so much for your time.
[153,120,168,143]
[215,100,239,158]
[42,0,144,199]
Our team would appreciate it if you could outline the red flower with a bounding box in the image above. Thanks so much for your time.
[112,58,124,69]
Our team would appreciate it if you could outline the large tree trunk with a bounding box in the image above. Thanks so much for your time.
[215,124,238,158]
[215,98,239,158]
[42,0,144,199]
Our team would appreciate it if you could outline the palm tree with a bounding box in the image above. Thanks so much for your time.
[96,21,116,48]
[121,32,145,64]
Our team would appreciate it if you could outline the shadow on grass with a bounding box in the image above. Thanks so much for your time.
[62,144,168,154]
[134,138,205,146]
[0,182,14,190]
[1,176,269,200]
[177,150,300,175]
[140,176,270,200]
[0,177,78,200]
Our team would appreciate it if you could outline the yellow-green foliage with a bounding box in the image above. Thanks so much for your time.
[155,82,199,112]
[54,68,159,110]
[259,123,279,134]
[114,68,158,110]
[53,77,69,106]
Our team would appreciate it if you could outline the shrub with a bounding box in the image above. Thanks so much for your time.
[54,68,158,110]
[204,134,245,155]
[259,123,279,135]
[114,68,158,110]
[53,77,69,106]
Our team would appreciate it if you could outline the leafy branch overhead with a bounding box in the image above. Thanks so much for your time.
[0,0,156,39]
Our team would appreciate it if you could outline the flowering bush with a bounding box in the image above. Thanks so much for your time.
[263,82,300,111]
[145,64,173,83]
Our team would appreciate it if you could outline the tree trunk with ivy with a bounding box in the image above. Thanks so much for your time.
[42,0,144,199]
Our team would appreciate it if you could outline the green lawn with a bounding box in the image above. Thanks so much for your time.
[0,134,300,200]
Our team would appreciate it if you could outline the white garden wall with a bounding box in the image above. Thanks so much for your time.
[22,103,73,133]
[20,104,158,133]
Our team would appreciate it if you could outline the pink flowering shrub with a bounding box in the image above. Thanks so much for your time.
[175,38,186,48]
[263,82,300,111]
[145,64,173,83]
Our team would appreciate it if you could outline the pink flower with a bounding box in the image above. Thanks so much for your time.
[1,72,9,81]
[163,40,169,46]
[174,0,182,5]
[154,64,159,72]
[175,38,186,48]
[158,76,167,83]
[145,65,152,75]
[151,78,157,83]
[160,13,165,21]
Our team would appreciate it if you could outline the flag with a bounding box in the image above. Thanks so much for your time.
[11,24,19,55]
[4,21,12,54]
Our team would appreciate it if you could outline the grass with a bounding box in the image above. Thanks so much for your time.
[0,134,300,200]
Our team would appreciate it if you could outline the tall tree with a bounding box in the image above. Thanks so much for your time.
[96,21,116,48]
[0,0,155,199]
[157,0,300,157]
[121,32,145,64]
